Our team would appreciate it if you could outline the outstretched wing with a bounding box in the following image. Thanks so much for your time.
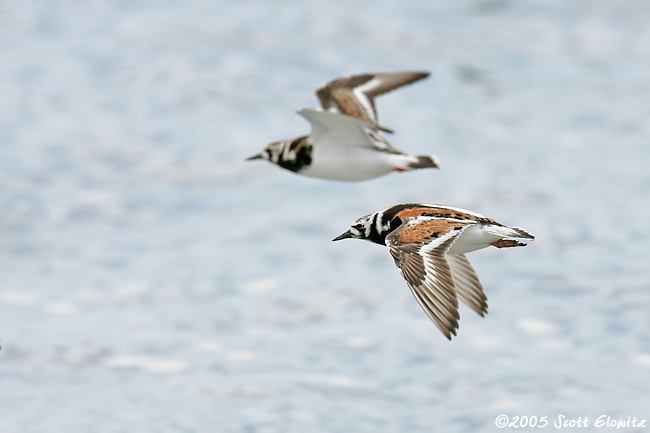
[297,108,381,150]
[385,218,468,339]
[315,71,430,130]
[447,254,488,317]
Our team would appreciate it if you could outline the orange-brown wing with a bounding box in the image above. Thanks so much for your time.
[385,218,467,339]
[315,71,430,127]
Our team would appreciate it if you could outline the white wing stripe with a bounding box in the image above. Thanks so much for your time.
[352,78,382,123]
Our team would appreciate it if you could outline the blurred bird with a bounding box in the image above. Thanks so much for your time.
[247,71,439,181]
[333,203,534,339]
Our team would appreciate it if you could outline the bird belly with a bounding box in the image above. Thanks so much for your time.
[299,147,395,181]
[447,224,502,255]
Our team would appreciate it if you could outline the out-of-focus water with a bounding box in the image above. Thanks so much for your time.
[1,1,649,432]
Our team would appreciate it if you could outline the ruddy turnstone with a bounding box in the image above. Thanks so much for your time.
[333,204,535,339]
[247,71,439,181]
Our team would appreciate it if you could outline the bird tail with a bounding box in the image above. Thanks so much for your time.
[406,155,439,169]
[483,225,535,240]
[511,227,535,239]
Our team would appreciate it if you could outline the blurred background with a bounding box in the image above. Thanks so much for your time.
[1,1,649,432]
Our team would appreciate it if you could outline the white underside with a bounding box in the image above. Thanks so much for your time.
[295,108,422,181]
[299,146,418,181]
[447,223,525,255]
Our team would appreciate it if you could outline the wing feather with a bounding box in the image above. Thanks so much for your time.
[386,220,466,339]
[315,71,429,126]
[447,254,488,317]
[296,108,379,150]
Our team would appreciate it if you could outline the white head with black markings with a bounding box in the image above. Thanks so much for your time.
[332,211,393,245]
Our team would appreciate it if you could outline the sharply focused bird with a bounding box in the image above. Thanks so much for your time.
[333,203,535,339]
[247,71,439,181]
